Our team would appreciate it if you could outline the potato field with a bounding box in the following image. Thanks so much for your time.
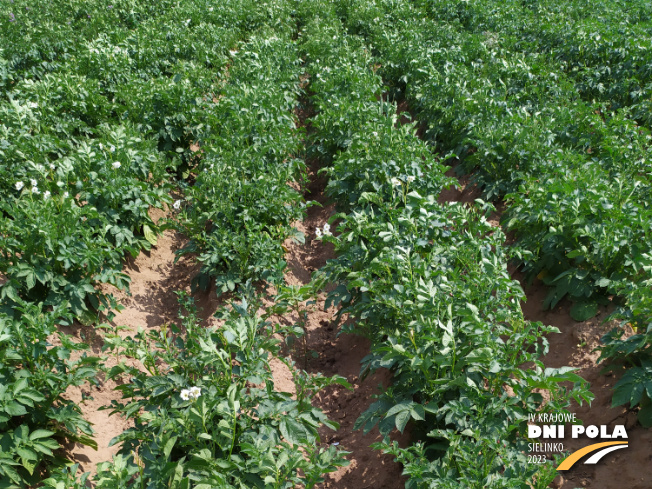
[1,0,651,488]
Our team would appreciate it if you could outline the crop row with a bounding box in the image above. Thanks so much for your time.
[294,3,592,487]
[0,0,303,319]
[176,36,306,293]
[1,1,349,486]
[413,0,652,122]
[334,0,652,425]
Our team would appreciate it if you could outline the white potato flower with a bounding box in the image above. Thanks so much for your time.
[112,161,121,169]
[32,186,40,194]
[391,177,402,186]
[316,223,332,239]
[173,200,181,210]
[30,179,37,187]
[43,191,51,200]
[63,191,69,198]
[15,181,24,191]
[407,175,416,183]
[110,145,116,152]
[180,386,201,401]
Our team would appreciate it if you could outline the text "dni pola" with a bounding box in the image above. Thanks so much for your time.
[529,425,627,439]
[527,413,627,439]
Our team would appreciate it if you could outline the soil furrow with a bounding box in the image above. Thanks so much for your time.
[277,91,408,488]
[64,208,222,476]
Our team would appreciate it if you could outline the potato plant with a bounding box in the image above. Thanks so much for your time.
[96,292,349,489]
[0,301,99,487]
[176,35,306,294]
[353,0,652,314]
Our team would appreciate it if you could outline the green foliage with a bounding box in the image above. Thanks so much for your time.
[345,0,652,431]
[0,301,99,487]
[357,0,652,315]
[598,255,652,426]
[5,0,650,487]
[177,35,306,293]
[42,464,91,489]
[0,0,301,315]
[97,292,348,489]
[1,2,352,488]
[376,434,559,489]
[0,125,170,317]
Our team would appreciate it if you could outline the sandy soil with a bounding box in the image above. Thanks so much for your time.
[279,146,409,488]
[62,208,223,475]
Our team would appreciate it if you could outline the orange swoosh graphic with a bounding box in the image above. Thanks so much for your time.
[557,441,628,470]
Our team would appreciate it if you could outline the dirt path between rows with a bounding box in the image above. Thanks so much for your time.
[279,117,409,487]
[63,208,223,475]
